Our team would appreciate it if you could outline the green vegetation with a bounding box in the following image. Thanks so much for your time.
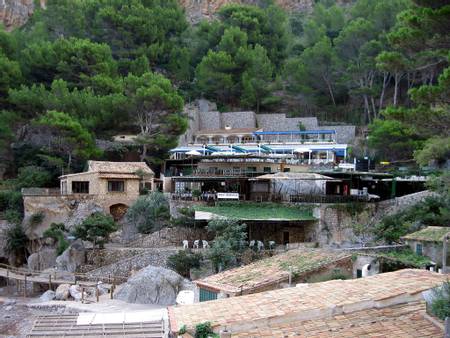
[306,268,350,283]
[43,223,69,255]
[375,196,450,244]
[29,211,45,226]
[126,191,170,234]
[429,281,450,321]
[194,322,218,338]
[195,202,314,221]
[5,224,28,265]
[377,249,431,268]
[167,250,203,278]
[207,218,247,272]
[72,212,118,249]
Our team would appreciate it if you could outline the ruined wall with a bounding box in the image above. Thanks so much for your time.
[256,114,318,131]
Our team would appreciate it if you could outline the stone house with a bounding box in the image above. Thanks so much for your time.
[59,161,154,220]
[402,226,450,268]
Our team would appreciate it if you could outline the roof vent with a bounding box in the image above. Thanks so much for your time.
[225,125,232,130]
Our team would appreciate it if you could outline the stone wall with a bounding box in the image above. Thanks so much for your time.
[221,111,256,129]
[178,100,356,145]
[256,114,318,131]
[85,247,179,279]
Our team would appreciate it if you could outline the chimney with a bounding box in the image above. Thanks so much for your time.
[220,328,231,338]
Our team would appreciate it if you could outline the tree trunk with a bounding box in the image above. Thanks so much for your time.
[378,72,389,117]
[393,73,400,106]
[323,76,336,106]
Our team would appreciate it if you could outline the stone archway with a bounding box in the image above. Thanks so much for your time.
[109,203,128,221]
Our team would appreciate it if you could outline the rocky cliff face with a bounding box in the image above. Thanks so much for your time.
[0,0,34,30]
[1,0,316,29]
[180,0,315,23]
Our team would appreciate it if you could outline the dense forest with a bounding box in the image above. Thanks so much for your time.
[0,0,448,186]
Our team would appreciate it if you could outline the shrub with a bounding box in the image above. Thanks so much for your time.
[0,190,23,213]
[429,281,450,320]
[126,192,170,234]
[15,166,52,189]
[5,224,28,264]
[44,223,69,255]
[29,211,45,226]
[171,207,195,227]
[5,209,22,225]
[194,322,218,338]
[167,250,202,277]
[72,213,118,249]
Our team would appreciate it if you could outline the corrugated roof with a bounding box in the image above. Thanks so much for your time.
[402,226,450,242]
[196,249,350,294]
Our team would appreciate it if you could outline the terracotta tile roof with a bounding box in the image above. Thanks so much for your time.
[88,161,154,175]
[168,269,448,334]
[402,226,450,242]
[196,249,351,295]
[234,301,442,338]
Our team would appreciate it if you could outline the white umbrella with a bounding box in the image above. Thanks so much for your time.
[186,150,202,156]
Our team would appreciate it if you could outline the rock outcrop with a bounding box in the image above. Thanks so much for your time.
[56,239,86,273]
[39,290,56,302]
[179,0,316,23]
[114,265,194,305]
[27,247,57,271]
[0,0,46,31]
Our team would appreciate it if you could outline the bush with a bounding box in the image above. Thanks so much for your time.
[5,224,28,264]
[0,190,23,213]
[29,211,45,226]
[430,281,450,320]
[167,250,202,277]
[171,207,195,227]
[194,322,218,338]
[72,212,118,249]
[15,166,52,189]
[126,192,170,234]
[5,209,22,225]
[44,223,69,255]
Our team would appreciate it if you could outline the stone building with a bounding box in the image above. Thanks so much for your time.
[59,161,154,219]
[402,226,450,268]
[22,161,154,238]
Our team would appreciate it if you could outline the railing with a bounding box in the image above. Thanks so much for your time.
[0,263,128,285]
[21,188,61,196]
[289,194,372,203]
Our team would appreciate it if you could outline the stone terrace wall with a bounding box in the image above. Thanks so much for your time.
[86,247,179,278]
[256,115,318,131]
[321,125,356,144]
[221,111,256,129]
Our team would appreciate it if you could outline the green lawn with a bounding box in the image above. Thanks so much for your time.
[195,202,315,221]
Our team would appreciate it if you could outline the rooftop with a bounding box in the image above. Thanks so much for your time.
[402,226,450,242]
[235,301,441,338]
[250,172,335,181]
[194,202,315,221]
[196,249,351,295]
[168,269,448,334]
[60,161,154,179]
[195,128,262,135]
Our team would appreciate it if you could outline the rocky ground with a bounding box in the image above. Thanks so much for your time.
[0,285,71,338]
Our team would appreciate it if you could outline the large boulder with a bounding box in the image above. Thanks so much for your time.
[69,284,82,301]
[114,266,194,306]
[27,248,57,271]
[40,290,56,302]
[55,284,71,300]
[56,240,85,272]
